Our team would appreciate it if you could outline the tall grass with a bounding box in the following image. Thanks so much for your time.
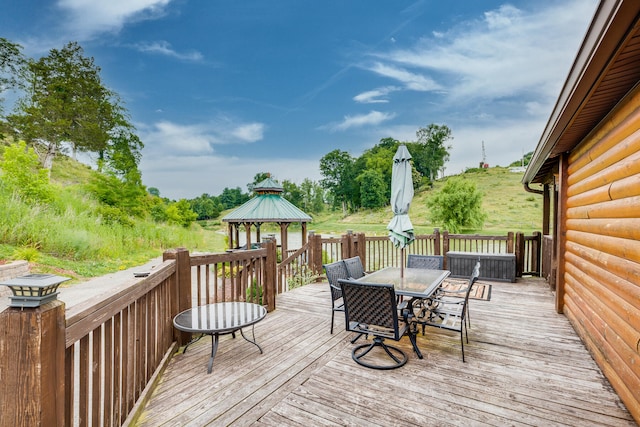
[0,181,206,278]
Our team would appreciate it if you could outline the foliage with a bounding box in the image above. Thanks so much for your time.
[12,246,40,262]
[299,178,324,213]
[286,263,319,290]
[219,186,249,209]
[0,38,26,111]
[165,199,199,228]
[282,179,303,207]
[0,140,54,203]
[8,42,124,171]
[87,173,147,219]
[247,172,270,193]
[189,194,224,220]
[319,149,357,214]
[426,176,486,233]
[0,173,205,268]
[100,127,144,184]
[409,124,452,182]
[509,151,533,167]
[247,280,263,305]
[358,169,387,208]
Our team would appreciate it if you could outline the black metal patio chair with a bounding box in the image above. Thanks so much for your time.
[323,260,350,334]
[406,254,444,270]
[338,278,421,370]
[344,256,366,279]
[417,261,480,362]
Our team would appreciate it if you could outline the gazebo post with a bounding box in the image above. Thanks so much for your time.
[301,222,307,246]
[256,223,262,244]
[279,222,290,256]
[245,222,252,250]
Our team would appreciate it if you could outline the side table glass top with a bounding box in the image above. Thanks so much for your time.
[173,302,266,334]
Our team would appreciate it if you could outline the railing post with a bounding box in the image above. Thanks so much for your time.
[264,238,277,311]
[356,233,367,272]
[507,231,515,253]
[532,231,542,276]
[515,232,524,277]
[309,232,322,277]
[341,232,351,260]
[0,301,66,426]
[442,231,450,269]
[163,248,191,346]
[433,228,441,255]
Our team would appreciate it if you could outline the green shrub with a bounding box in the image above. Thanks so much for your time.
[426,176,487,233]
[0,141,54,203]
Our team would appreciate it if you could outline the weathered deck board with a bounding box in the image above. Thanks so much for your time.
[134,277,635,426]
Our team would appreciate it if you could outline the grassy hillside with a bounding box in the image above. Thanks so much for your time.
[308,167,542,237]
[0,151,220,281]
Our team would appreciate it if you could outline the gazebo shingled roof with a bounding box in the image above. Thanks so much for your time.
[221,177,312,253]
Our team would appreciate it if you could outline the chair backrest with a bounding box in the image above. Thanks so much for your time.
[344,256,366,279]
[461,261,482,313]
[406,254,444,270]
[323,261,350,301]
[338,279,402,340]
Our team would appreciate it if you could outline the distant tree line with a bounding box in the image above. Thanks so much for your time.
[319,125,453,214]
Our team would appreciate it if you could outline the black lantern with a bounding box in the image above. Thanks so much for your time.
[0,274,70,308]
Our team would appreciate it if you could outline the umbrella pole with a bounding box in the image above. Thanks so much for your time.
[401,248,405,278]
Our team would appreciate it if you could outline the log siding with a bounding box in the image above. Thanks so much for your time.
[564,85,640,419]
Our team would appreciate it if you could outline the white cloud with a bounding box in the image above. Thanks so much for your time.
[231,123,265,142]
[368,0,596,105]
[56,0,171,39]
[326,111,396,132]
[133,41,203,61]
[353,86,400,104]
[138,118,265,157]
[142,121,216,155]
[368,62,442,92]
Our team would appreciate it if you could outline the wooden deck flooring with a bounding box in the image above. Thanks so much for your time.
[134,277,635,426]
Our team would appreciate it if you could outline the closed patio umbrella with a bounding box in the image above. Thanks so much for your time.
[387,144,415,277]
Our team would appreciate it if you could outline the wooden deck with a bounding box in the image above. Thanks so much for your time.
[134,277,635,426]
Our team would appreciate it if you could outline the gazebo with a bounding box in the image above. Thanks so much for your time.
[221,177,312,255]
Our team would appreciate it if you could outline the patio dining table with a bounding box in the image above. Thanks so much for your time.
[358,267,450,300]
[355,266,450,358]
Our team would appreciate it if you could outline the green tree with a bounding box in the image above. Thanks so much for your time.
[410,124,452,182]
[358,169,386,209]
[319,149,356,214]
[0,38,26,112]
[0,140,53,203]
[219,187,249,209]
[248,172,271,192]
[300,178,324,213]
[101,127,144,186]
[190,194,223,220]
[282,179,303,207]
[427,177,486,233]
[9,42,122,171]
[165,199,198,228]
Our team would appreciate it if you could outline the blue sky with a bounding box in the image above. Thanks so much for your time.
[2,0,597,199]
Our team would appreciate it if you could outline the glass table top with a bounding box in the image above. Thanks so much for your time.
[173,302,267,334]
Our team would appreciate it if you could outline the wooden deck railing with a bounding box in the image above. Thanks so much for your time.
[0,231,541,426]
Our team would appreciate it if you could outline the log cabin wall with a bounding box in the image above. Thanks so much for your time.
[564,84,640,418]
